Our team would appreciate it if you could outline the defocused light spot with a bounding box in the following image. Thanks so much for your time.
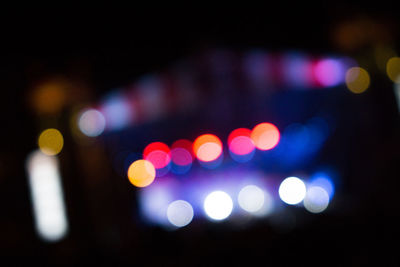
[238,185,265,213]
[314,59,345,87]
[101,93,133,130]
[198,153,224,169]
[172,139,193,156]
[171,148,192,166]
[127,159,156,188]
[345,67,370,94]
[193,134,223,162]
[143,142,171,169]
[304,186,330,213]
[204,191,233,221]
[253,189,274,217]
[78,108,106,137]
[386,57,400,83]
[228,128,255,155]
[26,150,68,242]
[309,175,335,199]
[374,45,397,73]
[167,200,194,227]
[279,177,306,205]
[171,140,194,174]
[283,53,313,88]
[139,184,173,224]
[38,129,64,156]
[31,79,67,115]
[394,82,400,113]
[251,123,280,151]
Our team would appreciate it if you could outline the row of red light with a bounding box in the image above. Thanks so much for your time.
[142,122,281,173]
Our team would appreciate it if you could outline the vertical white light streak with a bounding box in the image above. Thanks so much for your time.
[394,82,400,113]
[26,150,68,242]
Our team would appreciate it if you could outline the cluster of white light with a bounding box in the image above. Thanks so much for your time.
[142,175,332,229]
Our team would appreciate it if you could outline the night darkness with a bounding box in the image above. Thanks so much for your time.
[1,6,399,266]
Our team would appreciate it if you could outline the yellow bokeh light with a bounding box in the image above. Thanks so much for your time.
[345,67,370,94]
[386,57,400,83]
[38,129,64,155]
[127,159,156,188]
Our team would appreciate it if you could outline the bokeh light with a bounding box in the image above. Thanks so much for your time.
[309,175,335,199]
[193,134,223,162]
[345,67,370,94]
[143,142,171,169]
[101,93,133,130]
[31,79,67,115]
[204,191,233,220]
[238,185,265,213]
[170,148,192,174]
[78,108,106,137]
[253,189,274,217]
[314,59,345,87]
[167,200,194,227]
[26,150,68,242]
[38,128,64,156]
[251,123,280,151]
[228,128,255,154]
[127,159,156,188]
[386,57,400,83]
[278,177,306,205]
[172,139,193,155]
[283,53,313,88]
[170,148,192,166]
[303,186,330,213]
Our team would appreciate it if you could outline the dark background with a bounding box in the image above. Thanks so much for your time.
[1,6,399,266]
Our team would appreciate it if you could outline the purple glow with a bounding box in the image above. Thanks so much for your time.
[314,59,345,87]
[284,54,313,88]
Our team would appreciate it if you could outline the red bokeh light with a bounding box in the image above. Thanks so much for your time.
[143,142,171,169]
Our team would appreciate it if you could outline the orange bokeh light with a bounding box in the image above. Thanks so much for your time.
[251,123,280,150]
[193,134,223,162]
[127,159,156,188]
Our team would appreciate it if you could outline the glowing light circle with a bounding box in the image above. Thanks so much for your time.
[167,200,194,227]
[78,109,106,137]
[204,191,233,221]
[143,142,171,169]
[345,67,370,94]
[314,59,344,87]
[278,177,306,205]
[251,123,280,151]
[170,148,192,166]
[127,159,156,188]
[193,134,223,162]
[303,186,330,213]
[38,128,64,156]
[238,185,265,213]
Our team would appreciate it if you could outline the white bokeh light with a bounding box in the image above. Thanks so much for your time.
[167,200,194,227]
[238,185,265,213]
[253,189,274,217]
[26,150,69,242]
[78,109,106,137]
[303,186,330,213]
[204,191,233,221]
[279,177,306,205]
